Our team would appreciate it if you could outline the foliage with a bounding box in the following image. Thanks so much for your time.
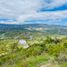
[0,36,67,67]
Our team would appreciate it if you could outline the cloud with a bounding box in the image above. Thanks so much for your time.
[40,4,67,11]
[0,0,41,18]
[41,0,67,9]
[0,0,67,25]
[0,21,17,24]
[0,18,17,24]
[17,10,67,23]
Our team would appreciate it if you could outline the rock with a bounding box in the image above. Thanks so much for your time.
[18,39,29,48]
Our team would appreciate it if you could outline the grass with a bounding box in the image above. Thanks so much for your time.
[12,54,50,67]
[0,36,67,67]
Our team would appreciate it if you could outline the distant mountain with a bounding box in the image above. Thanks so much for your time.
[0,24,66,30]
[0,24,67,35]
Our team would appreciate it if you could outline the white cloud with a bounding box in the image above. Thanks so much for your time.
[42,0,67,9]
[17,10,67,23]
[0,0,67,24]
[0,21,17,24]
[0,0,41,18]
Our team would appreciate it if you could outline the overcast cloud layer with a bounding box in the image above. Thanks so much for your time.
[0,0,67,25]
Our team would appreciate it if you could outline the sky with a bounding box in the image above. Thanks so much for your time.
[0,0,67,25]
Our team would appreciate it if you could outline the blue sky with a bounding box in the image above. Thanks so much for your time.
[0,0,67,25]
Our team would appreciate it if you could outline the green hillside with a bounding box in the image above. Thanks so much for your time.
[0,24,67,67]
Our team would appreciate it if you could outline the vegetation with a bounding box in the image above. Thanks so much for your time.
[0,36,67,67]
[0,24,67,67]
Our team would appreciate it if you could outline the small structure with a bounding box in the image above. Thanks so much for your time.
[18,39,29,49]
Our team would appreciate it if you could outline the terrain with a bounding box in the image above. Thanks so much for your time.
[0,24,67,39]
[0,24,67,67]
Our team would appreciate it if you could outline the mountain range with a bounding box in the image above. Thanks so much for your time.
[0,24,67,35]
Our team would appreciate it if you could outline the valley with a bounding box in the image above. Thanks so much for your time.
[0,24,67,67]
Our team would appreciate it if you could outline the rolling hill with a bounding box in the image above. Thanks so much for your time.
[0,24,67,39]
